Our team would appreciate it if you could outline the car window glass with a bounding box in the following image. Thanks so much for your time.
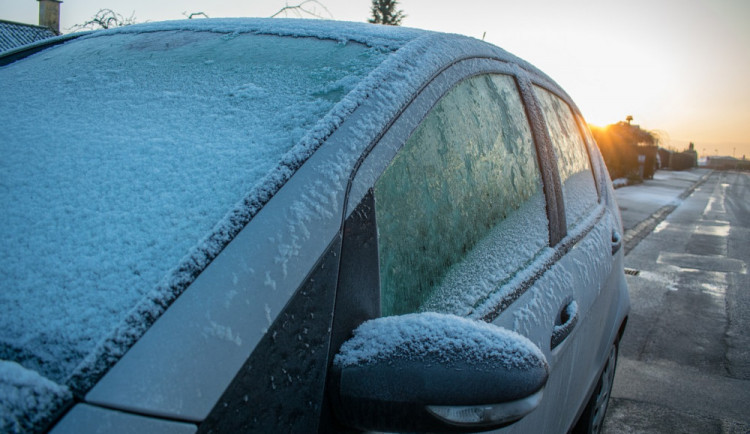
[534,86,598,229]
[0,30,390,387]
[374,74,549,317]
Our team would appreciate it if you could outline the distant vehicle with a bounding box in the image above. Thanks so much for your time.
[0,18,629,434]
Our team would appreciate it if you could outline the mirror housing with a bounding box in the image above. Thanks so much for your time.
[330,313,548,433]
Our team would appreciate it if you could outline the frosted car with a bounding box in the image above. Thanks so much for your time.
[0,18,629,434]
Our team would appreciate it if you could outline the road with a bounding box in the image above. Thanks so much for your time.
[603,170,750,433]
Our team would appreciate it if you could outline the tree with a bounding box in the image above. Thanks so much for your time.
[70,9,137,31]
[369,0,406,26]
[590,120,658,181]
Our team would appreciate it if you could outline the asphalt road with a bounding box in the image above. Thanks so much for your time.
[603,170,750,433]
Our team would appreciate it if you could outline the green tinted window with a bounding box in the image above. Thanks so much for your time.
[534,86,598,228]
[375,74,549,316]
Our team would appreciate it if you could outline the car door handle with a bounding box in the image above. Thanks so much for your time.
[551,299,578,350]
[611,229,622,255]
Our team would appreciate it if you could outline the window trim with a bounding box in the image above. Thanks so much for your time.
[524,80,605,239]
[575,113,606,201]
[529,80,603,204]
[372,73,550,317]
[337,56,611,324]
[475,203,607,323]
[342,58,562,320]
[515,74,567,245]
[345,58,561,239]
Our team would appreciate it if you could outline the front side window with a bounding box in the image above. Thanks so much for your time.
[374,74,549,317]
[534,86,598,229]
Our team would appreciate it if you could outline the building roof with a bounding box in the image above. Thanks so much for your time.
[0,20,58,53]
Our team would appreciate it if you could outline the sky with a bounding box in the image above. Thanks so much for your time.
[2,0,748,157]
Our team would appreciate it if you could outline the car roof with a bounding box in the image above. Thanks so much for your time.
[2,17,557,84]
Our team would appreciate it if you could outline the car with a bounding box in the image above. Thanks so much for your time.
[0,18,629,434]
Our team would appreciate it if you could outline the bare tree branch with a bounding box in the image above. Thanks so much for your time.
[183,12,209,19]
[69,9,137,32]
[270,1,332,19]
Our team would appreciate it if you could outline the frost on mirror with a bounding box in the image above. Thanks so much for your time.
[533,86,598,229]
[375,74,549,317]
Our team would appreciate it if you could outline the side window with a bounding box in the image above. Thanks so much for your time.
[374,74,549,317]
[576,113,604,196]
[534,86,598,229]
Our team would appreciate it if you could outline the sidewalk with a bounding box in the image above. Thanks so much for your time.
[614,168,712,255]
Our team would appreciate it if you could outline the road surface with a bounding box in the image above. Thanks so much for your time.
[603,170,750,433]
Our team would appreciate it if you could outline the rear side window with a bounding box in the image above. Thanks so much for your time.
[374,74,549,317]
[534,86,598,229]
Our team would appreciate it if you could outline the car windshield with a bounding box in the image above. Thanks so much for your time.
[0,29,390,388]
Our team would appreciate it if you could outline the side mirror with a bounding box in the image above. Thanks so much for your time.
[330,313,548,433]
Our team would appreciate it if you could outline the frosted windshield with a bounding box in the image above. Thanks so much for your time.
[0,30,389,386]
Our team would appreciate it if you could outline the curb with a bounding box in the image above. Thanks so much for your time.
[622,171,712,256]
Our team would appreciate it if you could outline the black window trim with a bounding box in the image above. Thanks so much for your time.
[514,73,567,246]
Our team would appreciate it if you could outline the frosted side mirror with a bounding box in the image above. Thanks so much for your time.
[330,313,548,433]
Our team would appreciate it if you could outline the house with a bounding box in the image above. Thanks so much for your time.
[0,0,61,53]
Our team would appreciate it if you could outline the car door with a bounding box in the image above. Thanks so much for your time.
[327,60,583,433]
